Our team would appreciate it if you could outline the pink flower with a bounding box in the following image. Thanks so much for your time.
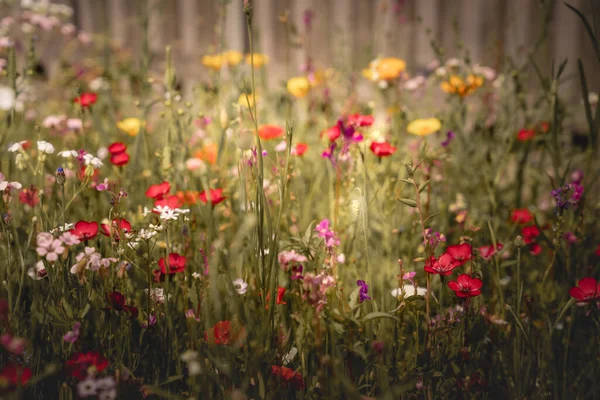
[63,322,81,343]
[0,334,26,355]
[36,232,65,262]
[315,219,340,247]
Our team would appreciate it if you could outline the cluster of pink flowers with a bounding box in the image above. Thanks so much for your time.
[302,272,336,312]
[36,231,80,262]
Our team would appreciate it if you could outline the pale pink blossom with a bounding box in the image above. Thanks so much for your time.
[36,232,65,262]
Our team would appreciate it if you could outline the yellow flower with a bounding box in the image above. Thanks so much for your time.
[286,76,311,98]
[202,54,223,70]
[117,117,144,137]
[363,57,406,81]
[440,74,483,97]
[238,93,259,108]
[222,50,243,66]
[407,118,442,136]
[245,53,269,68]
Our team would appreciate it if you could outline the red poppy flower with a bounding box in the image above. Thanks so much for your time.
[517,129,535,142]
[100,218,131,240]
[595,244,600,257]
[568,277,600,303]
[447,274,482,298]
[271,365,305,390]
[158,253,187,274]
[445,243,472,266]
[73,92,97,108]
[277,287,287,304]
[478,243,503,260]
[110,152,130,166]
[369,141,397,157]
[321,125,340,142]
[529,242,542,256]
[108,142,127,155]
[153,195,184,211]
[293,143,309,156]
[199,188,226,206]
[522,225,540,243]
[0,363,32,387]
[204,320,246,346]
[65,351,109,380]
[424,253,459,276]
[70,220,98,241]
[145,181,171,199]
[108,291,126,311]
[511,209,533,224]
[348,114,375,127]
[18,187,40,207]
[258,124,284,140]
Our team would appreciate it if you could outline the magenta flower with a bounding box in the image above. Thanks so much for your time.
[315,219,340,247]
[447,274,483,298]
[63,322,81,343]
[357,280,371,303]
[402,271,416,284]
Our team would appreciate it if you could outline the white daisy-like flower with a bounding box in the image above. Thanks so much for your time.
[8,141,27,152]
[76,377,97,398]
[0,173,22,191]
[83,153,103,168]
[391,285,427,297]
[58,150,79,158]
[37,140,55,154]
[0,84,16,110]
[27,260,47,280]
[233,278,248,294]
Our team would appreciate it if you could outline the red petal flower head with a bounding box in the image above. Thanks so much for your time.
[568,277,600,303]
[100,218,131,240]
[478,243,503,260]
[66,351,109,380]
[321,125,341,142]
[204,320,246,346]
[199,188,226,206]
[0,363,32,387]
[511,209,533,225]
[18,187,40,207]
[145,181,171,199]
[517,128,535,142]
[258,124,284,140]
[276,287,287,304]
[153,195,184,211]
[445,243,472,266]
[108,291,126,311]
[107,142,127,155]
[424,253,459,276]
[369,141,396,157]
[522,225,540,243]
[110,152,130,166]
[158,253,187,274]
[70,220,98,241]
[73,92,97,108]
[293,143,309,156]
[348,114,375,127]
[271,365,305,390]
[447,274,483,298]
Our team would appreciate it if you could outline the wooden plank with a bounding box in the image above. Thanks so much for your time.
[414,0,439,68]
[108,0,127,46]
[331,0,352,71]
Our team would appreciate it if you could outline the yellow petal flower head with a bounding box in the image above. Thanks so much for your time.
[286,76,311,98]
[238,93,259,108]
[117,117,144,137]
[363,57,406,81]
[440,74,483,97]
[245,53,269,68]
[202,54,223,71]
[222,50,243,66]
[407,118,442,136]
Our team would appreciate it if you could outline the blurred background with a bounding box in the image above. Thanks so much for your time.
[4,0,599,98]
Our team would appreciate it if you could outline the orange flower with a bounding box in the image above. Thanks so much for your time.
[293,143,308,156]
[258,124,284,140]
[440,74,483,97]
[176,190,199,205]
[194,143,218,165]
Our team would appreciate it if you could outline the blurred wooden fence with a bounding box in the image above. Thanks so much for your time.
[65,0,598,97]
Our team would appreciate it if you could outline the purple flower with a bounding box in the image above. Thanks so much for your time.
[441,131,455,147]
[303,9,315,30]
[142,314,157,329]
[337,119,363,144]
[357,280,371,303]
[551,180,584,212]
[63,322,81,343]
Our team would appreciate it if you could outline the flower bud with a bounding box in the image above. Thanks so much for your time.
[56,167,66,186]
[514,235,525,248]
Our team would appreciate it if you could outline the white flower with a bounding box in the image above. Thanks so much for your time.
[435,67,447,77]
[0,85,16,110]
[58,150,79,158]
[233,278,248,294]
[8,141,27,152]
[142,207,151,217]
[192,272,202,280]
[95,376,116,391]
[77,377,97,398]
[445,58,461,68]
[180,349,198,363]
[83,153,103,168]
[275,141,287,152]
[89,77,108,91]
[404,75,426,92]
[96,147,108,160]
[37,140,55,154]
[27,260,47,280]
[145,288,170,303]
[391,285,427,297]
[0,173,22,191]
[282,347,298,365]
[588,92,598,106]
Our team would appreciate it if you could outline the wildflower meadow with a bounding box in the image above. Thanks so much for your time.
[0,0,599,399]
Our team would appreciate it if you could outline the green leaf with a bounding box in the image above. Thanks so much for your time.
[418,179,431,193]
[399,178,414,184]
[565,2,600,63]
[158,375,185,386]
[397,198,417,208]
[577,59,597,149]
[424,213,439,224]
[362,312,400,323]
[405,295,425,302]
